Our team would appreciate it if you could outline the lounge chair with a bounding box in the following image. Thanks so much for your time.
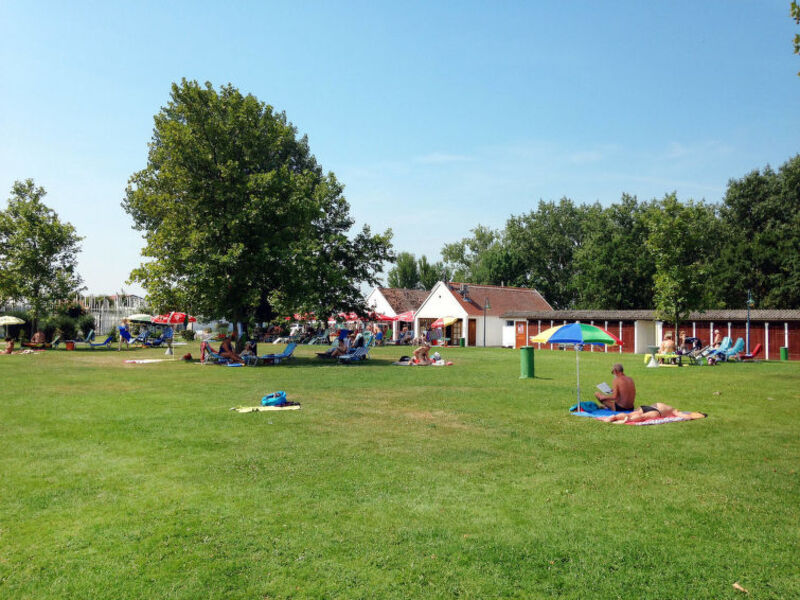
[338,345,371,364]
[72,329,95,344]
[22,335,59,350]
[316,340,342,359]
[255,342,297,365]
[89,334,114,349]
[143,333,165,347]
[738,343,762,361]
[202,341,230,365]
[722,337,745,361]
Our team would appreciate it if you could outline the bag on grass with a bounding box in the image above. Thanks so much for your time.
[261,391,287,406]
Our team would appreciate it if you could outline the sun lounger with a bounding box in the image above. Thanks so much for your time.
[737,342,762,361]
[254,342,297,365]
[338,345,370,364]
[89,334,114,349]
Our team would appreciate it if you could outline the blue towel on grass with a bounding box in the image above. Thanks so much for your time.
[570,405,633,418]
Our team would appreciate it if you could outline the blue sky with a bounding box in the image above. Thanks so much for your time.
[1,1,798,294]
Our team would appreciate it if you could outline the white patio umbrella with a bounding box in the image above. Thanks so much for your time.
[0,315,25,339]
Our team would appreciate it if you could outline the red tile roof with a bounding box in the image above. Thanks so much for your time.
[444,282,553,316]
[378,288,430,314]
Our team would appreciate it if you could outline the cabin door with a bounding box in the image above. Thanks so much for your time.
[515,321,528,348]
[468,319,477,346]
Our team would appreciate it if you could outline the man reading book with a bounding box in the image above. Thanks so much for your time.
[594,363,635,411]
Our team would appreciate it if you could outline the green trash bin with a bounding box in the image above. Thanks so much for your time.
[460,337,465,347]
[780,346,789,361]
[520,346,535,379]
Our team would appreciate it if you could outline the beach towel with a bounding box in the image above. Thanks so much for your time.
[625,416,689,426]
[124,358,172,364]
[230,404,301,413]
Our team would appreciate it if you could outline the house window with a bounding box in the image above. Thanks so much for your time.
[506,320,514,326]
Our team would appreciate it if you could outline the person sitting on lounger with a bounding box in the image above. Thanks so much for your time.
[3,338,14,354]
[413,342,432,365]
[712,329,722,348]
[219,334,243,363]
[30,331,46,344]
[593,363,636,411]
[599,403,707,424]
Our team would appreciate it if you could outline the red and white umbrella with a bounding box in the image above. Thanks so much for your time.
[371,313,398,322]
[152,312,197,325]
[395,311,415,322]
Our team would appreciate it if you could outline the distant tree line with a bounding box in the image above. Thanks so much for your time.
[388,155,799,328]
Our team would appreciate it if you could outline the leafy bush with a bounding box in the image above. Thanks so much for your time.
[77,314,96,339]
[53,316,77,341]
[181,329,196,341]
[106,327,119,342]
[56,302,87,319]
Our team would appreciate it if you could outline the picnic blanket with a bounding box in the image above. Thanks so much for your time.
[230,404,301,413]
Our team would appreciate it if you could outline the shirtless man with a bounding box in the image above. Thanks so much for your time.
[599,403,707,424]
[594,363,636,411]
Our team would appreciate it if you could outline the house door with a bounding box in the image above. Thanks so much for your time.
[468,319,477,346]
[515,321,528,348]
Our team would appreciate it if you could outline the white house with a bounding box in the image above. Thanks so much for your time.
[365,287,429,341]
[413,282,552,347]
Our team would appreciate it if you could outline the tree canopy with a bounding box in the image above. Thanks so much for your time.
[431,154,800,313]
[123,80,393,330]
[386,252,448,290]
[0,179,83,327]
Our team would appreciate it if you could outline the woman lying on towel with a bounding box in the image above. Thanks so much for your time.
[599,403,706,424]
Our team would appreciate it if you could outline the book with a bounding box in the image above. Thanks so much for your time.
[596,382,612,395]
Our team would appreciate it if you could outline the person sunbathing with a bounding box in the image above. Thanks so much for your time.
[413,342,432,365]
[219,334,243,363]
[3,338,14,354]
[599,403,707,424]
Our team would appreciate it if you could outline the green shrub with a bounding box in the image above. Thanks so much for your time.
[78,315,96,338]
[53,316,77,341]
[106,327,119,342]
[181,329,196,341]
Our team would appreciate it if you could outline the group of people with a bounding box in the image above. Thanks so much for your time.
[593,362,706,423]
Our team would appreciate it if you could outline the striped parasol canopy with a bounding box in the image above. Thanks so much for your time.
[529,322,623,409]
[530,322,622,346]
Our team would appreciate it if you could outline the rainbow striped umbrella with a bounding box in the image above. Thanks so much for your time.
[530,322,623,407]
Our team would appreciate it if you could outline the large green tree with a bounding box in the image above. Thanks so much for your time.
[712,155,800,308]
[123,80,392,336]
[441,225,517,285]
[417,255,449,290]
[0,179,83,328]
[644,194,718,338]
[386,252,419,289]
[573,195,656,309]
[504,199,593,308]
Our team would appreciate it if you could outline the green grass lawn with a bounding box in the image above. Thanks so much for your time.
[1,343,798,599]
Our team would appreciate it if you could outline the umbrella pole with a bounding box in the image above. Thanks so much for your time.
[576,347,581,410]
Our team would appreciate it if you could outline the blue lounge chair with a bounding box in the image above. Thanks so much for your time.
[338,345,370,364]
[256,343,297,365]
[89,334,114,349]
[143,333,165,347]
[706,336,733,362]
[202,341,230,365]
[721,337,745,361]
[72,329,95,344]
